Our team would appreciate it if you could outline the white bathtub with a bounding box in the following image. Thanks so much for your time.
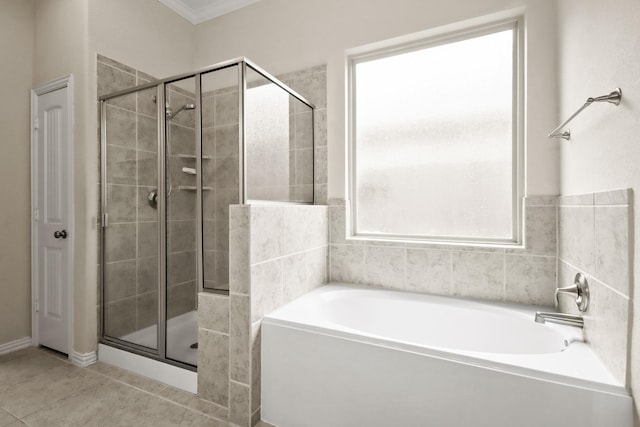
[261,284,633,427]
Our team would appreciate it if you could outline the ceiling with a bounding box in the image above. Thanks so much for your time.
[158,0,259,25]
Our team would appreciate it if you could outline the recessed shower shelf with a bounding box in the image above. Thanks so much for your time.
[176,154,212,160]
[178,186,212,191]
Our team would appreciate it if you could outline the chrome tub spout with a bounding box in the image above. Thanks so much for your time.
[534,312,584,328]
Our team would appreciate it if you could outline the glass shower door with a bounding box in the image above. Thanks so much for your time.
[164,77,198,366]
[102,87,159,351]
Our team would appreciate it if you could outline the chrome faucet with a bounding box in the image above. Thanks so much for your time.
[534,312,584,328]
[534,272,589,328]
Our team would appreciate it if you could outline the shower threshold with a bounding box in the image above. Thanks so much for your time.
[121,310,198,366]
[98,343,197,393]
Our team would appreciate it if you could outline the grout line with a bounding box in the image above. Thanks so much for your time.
[250,244,329,268]
[559,258,630,300]
[85,367,227,422]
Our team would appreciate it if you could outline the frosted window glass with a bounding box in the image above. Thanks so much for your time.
[354,28,515,240]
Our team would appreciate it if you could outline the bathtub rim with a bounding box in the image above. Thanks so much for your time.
[263,283,629,397]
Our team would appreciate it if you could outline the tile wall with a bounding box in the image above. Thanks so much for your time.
[202,79,240,292]
[329,196,558,306]
[98,55,197,339]
[557,189,632,384]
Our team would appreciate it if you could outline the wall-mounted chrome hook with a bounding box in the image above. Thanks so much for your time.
[556,273,590,312]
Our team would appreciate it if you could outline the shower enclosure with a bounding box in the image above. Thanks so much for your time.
[99,58,315,369]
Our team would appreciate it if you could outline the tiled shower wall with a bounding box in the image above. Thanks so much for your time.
[98,55,196,338]
[329,196,559,306]
[228,204,328,426]
[557,189,632,384]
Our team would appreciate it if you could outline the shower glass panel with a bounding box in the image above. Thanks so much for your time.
[102,89,159,351]
[201,66,239,292]
[100,58,315,371]
[245,66,314,203]
[165,77,198,365]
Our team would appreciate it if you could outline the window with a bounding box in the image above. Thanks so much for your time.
[348,18,523,245]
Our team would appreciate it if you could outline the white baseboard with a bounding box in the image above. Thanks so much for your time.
[70,350,97,367]
[0,337,33,356]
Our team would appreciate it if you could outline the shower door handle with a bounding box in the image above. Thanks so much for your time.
[54,230,68,239]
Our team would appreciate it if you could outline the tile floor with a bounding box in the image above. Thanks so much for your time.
[0,347,271,427]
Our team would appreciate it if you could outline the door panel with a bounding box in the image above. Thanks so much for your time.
[37,87,70,354]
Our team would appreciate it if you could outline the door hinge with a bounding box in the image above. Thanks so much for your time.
[102,213,109,228]
[33,208,39,221]
[33,118,39,130]
[34,299,39,313]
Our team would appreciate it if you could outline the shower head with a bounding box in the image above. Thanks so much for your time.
[167,103,195,119]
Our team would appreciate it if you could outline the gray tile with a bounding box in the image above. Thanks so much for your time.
[169,124,196,155]
[314,146,327,185]
[168,281,196,318]
[156,387,228,420]
[525,195,558,206]
[295,148,313,185]
[307,246,328,291]
[105,297,136,337]
[282,205,328,254]
[136,291,158,330]
[558,206,595,274]
[595,206,630,295]
[137,256,158,294]
[250,260,283,323]
[138,222,158,259]
[87,362,167,394]
[167,251,196,286]
[230,206,250,295]
[405,249,451,295]
[283,253,307,304]
[138,186,159,222]
[250,206,283,264]
[558,193,594,206]
[365,246,405,289]
[104,260,136,302]
[452,252,504,301]
[137,150,158,186]
[107,184,136,223]
[137,114,157,152]
[137,87,158,118]
[168,220,196,253]
[507,206,557,256]
[505,255,556,306]
[215,251,230,288]
[329,244,366,284]
[250,323,261,413]
[98,64,136,111]
[230,294,250,384]
[197,329,229,407]
[106,145,136,185]
[106,105,136,148]
[98,55,136,74]
[215,124,239,158]
[229,381,250,427]
[104,223,136,262]
[294,111,313,149]
[215,156,239,190]
[594,188,631,206]
[215,91,239,126]
[584,279,630,384]
[199,293,229,334]
[292,72,327,110]
[314,108,327,147]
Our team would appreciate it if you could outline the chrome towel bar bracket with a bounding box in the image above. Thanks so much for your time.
[548,88,622,140]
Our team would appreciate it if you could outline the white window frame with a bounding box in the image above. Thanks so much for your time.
[347,15,525,246]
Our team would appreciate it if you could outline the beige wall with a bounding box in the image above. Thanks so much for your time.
[27,0,196,354]
[0,0,35,346]
[194,0,560,199]
[556,0,640,423]
[34,0,93,355]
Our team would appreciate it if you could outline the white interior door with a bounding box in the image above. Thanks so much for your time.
[34,85,71,354]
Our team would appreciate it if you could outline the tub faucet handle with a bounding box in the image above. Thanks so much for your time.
[555,273,589,312]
